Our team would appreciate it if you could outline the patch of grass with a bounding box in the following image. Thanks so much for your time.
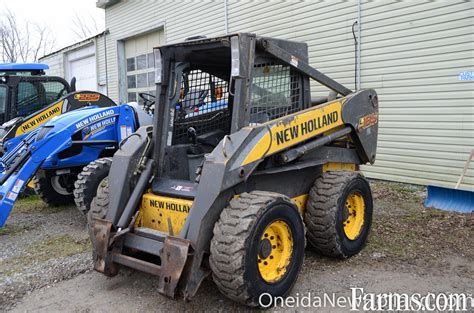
[12,195,69,214]
[0,224,29,236]
[0,235,90,275]
[365,204,474,265]
[371,180,425,204]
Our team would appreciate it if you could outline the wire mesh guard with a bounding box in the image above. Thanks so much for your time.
[250,63,303,124]
[16,80,67,117]
[172,70,230,144]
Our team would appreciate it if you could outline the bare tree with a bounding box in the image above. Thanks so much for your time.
[71,11,101,40]
[0,8,56,63]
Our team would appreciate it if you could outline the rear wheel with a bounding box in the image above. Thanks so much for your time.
[210,191,305,307]
[74,158,112,215]
[305,171,373,258]
[33,169,77,206]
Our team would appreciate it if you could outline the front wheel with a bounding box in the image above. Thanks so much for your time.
[74,158,112,215]
[33,169,77,206]
[209,191,305,307]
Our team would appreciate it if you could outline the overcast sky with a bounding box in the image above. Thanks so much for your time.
[1,0,105,51]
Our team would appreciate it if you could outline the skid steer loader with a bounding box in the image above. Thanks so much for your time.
[89,33,378,306]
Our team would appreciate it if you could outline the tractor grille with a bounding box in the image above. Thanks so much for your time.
[172,70,230,144]
[250,63,304,123]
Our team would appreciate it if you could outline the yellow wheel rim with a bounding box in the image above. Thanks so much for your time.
[343,191,365,240]
[257,220,293,283]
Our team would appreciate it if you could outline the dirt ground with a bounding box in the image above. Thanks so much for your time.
[1,181,473,312]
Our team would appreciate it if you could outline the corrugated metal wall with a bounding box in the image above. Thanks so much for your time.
[358,0,474,190]
[101,0,474,190]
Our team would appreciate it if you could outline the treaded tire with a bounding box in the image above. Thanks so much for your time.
[33,169,76,206]
[209,191,305,307]
[74,158,112,215]
[88,177,110,221]
[305,171,373,258]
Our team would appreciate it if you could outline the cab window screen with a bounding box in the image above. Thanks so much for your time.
[0,86,6,114]
[43,81,68,103]
[16,80,67,117]
[172,69,230,144]
[17,82,40,117]
[250,63,303,123]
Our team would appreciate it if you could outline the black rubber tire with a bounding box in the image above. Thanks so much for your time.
[74,158,112,215]
[88,177,109,221]
[305,171,373,258]
[209,191,306,307]
[33,169,76,206]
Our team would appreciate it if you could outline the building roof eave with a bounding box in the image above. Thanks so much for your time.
[96,0,120,9]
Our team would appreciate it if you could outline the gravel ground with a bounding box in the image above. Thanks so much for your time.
[1,181,473,312]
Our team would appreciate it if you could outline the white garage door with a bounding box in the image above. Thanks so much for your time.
[66,44,97,91]
[125,30,164,105]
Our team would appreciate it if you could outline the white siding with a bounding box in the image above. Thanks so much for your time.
[103,0,226,102]
[359,0,474,190]
[40,53,65,77]
[96,35,108,94]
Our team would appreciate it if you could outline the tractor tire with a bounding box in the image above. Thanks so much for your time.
[74,158,112,215]
[305,171,373,259]
[33,169,76,206]
[88,177,109,221]
[209,191,305,307]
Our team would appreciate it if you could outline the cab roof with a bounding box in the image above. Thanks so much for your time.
[0,63,49,71]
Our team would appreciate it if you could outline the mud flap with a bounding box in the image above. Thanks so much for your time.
[158,237,191,298]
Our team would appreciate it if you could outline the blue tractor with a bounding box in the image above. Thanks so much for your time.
[0,76,154,226]
[0,99,153,226]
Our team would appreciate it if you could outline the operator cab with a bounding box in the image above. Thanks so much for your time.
[152,35,311,198]
[0,63,72,125]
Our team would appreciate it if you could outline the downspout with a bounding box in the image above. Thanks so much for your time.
[357,0,362,90]
[104,29,109,95]
[224,0,229,34]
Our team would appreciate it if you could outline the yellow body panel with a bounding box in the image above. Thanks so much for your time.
[138,193,310,234]
[137,193,193,234]
[15,100,65,136]
[323,162,356,172]
[292,194,309,214]
[242,100,343,166]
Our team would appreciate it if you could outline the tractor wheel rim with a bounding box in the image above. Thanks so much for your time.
[51,176,72,196]
[343,191,365,240]
[257,220,293,283]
